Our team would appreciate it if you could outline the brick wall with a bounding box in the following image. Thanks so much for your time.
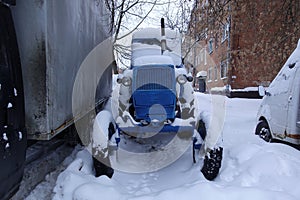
[230,0,300,89]
[186,0,300,91]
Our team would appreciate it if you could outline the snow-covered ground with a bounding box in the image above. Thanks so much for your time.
[31,93,300,200]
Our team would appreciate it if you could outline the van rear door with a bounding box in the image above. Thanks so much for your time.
[286,62,300,137]
[267,64,295,136]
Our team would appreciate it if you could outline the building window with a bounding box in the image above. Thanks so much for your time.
[221,23,229,42]
[215,33,219,49]
[196,55,200,66]
[200,49,204,64]
[220,60,228,79]
[208,67,213,82]
[208,39,213,54]
[214,66,218,81]
[204,49,207,65]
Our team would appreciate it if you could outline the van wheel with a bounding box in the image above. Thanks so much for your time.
[255,120,272,142]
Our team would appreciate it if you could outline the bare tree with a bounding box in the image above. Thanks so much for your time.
[105,0,176,68]
[162,0,193,33]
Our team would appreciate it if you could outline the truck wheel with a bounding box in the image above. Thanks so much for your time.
[92,117,115,179]
[93,157,114,178]
[255,120,272,142]
[201,147,223,181]
[197,119,207,140]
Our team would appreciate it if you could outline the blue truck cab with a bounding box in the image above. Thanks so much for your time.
[132,57,177,124]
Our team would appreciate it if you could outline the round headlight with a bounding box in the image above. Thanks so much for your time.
[122,77,132,86]
[177,74,187,84]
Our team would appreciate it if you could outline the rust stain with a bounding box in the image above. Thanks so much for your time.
[274,131,300,140]
[286,133,300,139]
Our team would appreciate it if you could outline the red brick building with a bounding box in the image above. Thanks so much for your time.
[184,0,300,96]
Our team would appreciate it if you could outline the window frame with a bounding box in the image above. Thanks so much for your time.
[208,67,213,82]
[214,65,218,81]
[208,38,213,54]
[221,23,229,43]
[220,60,228,79]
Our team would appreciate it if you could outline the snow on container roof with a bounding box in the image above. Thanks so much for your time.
[133,28,161,39]
[132,28,180,40]
[133,55,174,67]
[131,28,182,66]
[132,28,181,52]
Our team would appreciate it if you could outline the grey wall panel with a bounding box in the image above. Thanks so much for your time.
[12,1,48,136]
[12,0,112,139]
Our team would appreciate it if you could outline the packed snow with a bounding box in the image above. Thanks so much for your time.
[46,93,300,200]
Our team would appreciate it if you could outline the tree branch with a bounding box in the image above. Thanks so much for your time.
[116,0,158,41]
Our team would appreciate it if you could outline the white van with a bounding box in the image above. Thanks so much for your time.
[255,39,300,145]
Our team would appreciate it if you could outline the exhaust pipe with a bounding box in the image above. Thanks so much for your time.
[161,18,166,54]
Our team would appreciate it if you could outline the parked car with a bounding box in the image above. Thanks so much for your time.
[255,39,300,145]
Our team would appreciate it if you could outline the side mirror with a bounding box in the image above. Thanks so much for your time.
[185,72,193,82]
[258,86,265,97]
[187,76,193,82]
[117,74,124,84]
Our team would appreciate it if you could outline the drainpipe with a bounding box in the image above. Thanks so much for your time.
[226,9,232,94]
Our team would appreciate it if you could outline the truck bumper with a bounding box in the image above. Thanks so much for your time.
[119,124,194,139]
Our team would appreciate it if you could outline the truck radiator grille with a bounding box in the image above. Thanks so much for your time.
[134,66,175,91]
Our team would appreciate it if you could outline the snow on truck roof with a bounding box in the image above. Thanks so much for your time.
[133,55,174,67]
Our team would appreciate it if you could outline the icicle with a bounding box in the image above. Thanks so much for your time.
[14,88,18,96]
[19,131,23,140]
[7,103,13,108]
[3,133,8,141]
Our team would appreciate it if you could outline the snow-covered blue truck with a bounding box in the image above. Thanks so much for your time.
[92,19,223,181]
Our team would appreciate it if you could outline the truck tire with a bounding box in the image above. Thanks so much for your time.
[197,119,207,140]
[255,120,272,142]
[93,157,114,178]
[92,115,115,178]
[201,147,223,181]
